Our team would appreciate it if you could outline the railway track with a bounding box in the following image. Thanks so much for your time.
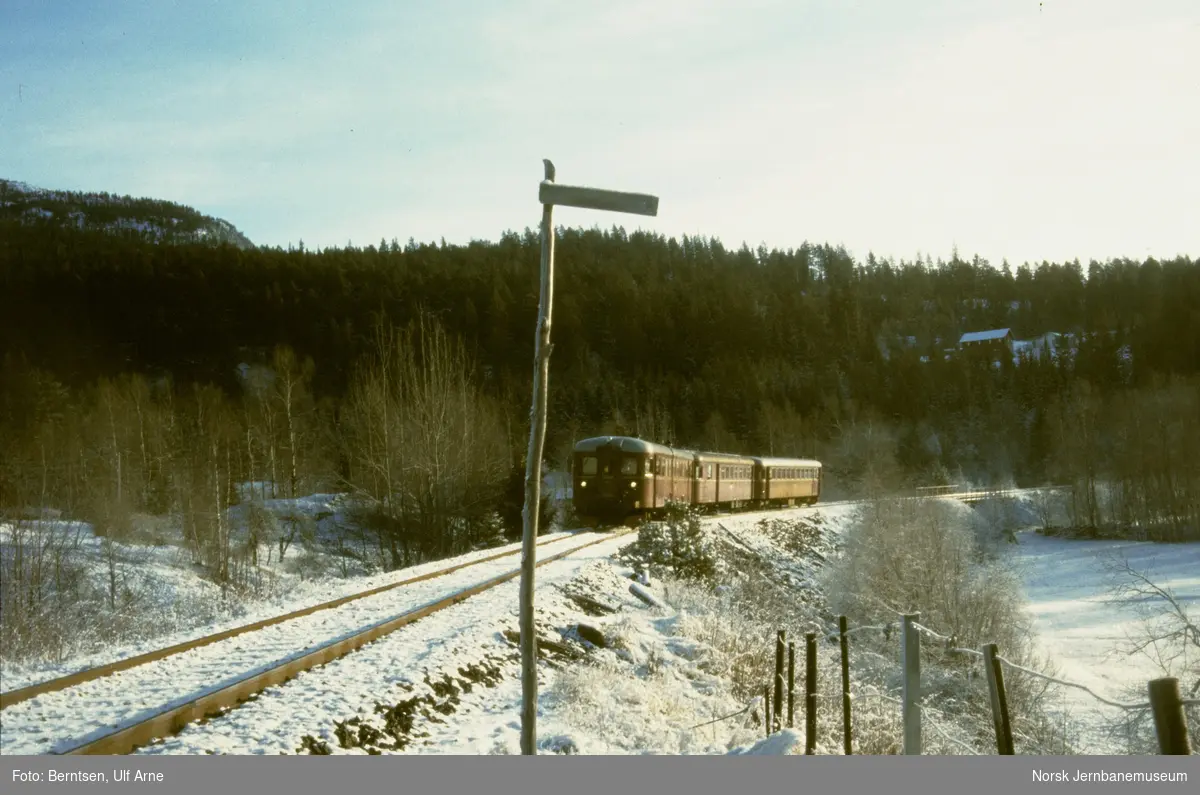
[0,528,635,756]
[3,490,1055,755]
[0,530,591,711]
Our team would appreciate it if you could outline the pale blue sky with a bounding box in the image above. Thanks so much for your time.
[2,0,1196,266]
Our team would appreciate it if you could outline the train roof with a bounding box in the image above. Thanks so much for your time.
[693,451,756,463]
[572,437,819,467]
[751,456,823,468]
[573,436,680,455]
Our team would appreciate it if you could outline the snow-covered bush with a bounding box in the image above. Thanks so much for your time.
[618,502,722,582]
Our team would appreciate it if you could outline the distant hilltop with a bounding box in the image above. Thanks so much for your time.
[0,178,254,250]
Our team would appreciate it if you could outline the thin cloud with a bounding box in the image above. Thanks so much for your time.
[2,0,1195,265]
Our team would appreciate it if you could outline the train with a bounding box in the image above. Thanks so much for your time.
[571,435,822,525]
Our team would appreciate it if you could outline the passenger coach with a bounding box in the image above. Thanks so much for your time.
[751,456,822,507]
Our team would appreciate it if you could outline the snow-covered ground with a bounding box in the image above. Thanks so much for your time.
[5,488,1193,756]
[1012,528,1200,754]
[1,501,858,756]
[0,494,581,694]
[128,504,861,756]
[0,530,613,755]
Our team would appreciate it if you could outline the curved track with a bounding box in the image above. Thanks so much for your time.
[0,529,633,756]
[0,530,588,711]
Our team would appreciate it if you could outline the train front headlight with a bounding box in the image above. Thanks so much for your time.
[580,480,587,488]
[629,481,637,489]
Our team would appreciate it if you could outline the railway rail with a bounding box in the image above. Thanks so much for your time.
[0,530,592,711]
[0,529,633,756]
[3,488,1061,755]
[52,528,634,755]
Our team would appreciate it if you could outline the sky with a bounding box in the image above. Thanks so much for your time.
[2,0,1197,266]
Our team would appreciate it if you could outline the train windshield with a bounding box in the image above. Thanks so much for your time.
[581,457,598,475]
[620,457,638,475]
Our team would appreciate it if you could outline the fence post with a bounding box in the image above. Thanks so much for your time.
[775,673,786,734]
[788,641,796,729]
[839,615,852,755]
[902,613,921,755]
[982,643,1014,755]
[764,685,771,737]
[774,630,785,730]
[805,632,817,754]
[1148,677,1192,754]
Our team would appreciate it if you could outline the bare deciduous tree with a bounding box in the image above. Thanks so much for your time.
[340,313,508,569]
[1103,552,1199,694]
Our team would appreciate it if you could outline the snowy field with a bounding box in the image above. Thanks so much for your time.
[1011,528,1200,754]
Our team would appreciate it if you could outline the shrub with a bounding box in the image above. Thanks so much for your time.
[619,502,721,582]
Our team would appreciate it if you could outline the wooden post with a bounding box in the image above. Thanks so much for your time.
[519,163,657,756]
[901,613,921,755]
[764,685,771,737]
[1148,677,1192,754]
[788,641,796,729]
[982,643,1014,755]
[805,632,817,754]
[775,674,786,733]
[774,630,785,729]
[519,158,557,756]
[839,616,852,755]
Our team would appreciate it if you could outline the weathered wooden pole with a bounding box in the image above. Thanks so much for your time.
[1148,677,1192,754]
[520,163,659,755]
[839,615,852,754]
[805,632,817,754]
[982,643,1014,755]
[774,629,786,728]
[764,685,772,737]
[901,613,921,755]
[788,640,796,729]
[519,159,557,756]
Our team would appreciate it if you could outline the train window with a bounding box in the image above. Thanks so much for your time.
[582,457,597,475]
[707,464,713,479]
[621,457,638,475]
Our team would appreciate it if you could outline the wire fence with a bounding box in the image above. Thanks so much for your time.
[741,613,1195,755]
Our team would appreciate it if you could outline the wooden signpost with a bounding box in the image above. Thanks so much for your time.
[520,160,659,755]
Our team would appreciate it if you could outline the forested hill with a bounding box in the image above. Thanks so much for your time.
[2,213,1199,539]
[0,179,254,250]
